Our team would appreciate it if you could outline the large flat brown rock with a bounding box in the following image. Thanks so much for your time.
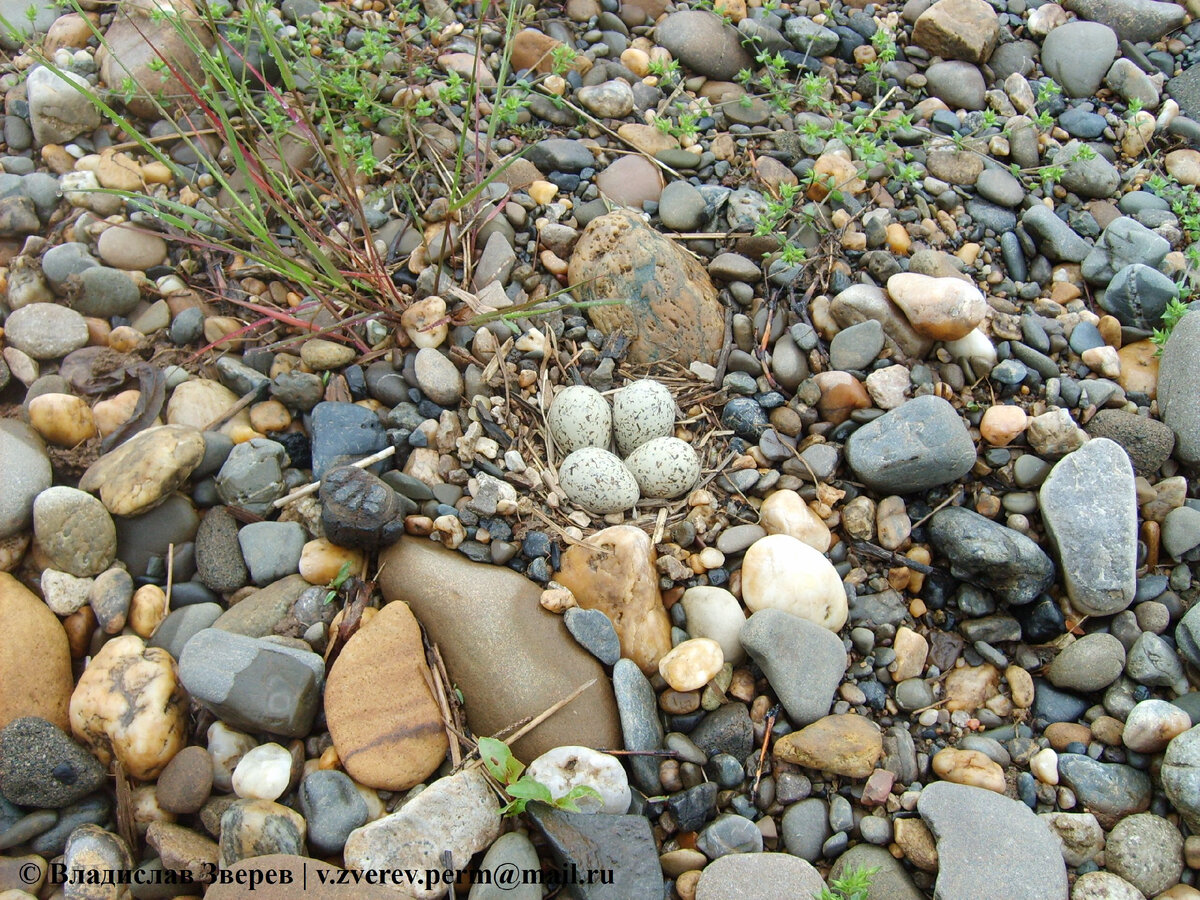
[378,540,621,763]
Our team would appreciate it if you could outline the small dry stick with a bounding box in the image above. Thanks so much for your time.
[165,542,175,612]
[751,706,777,802]
[201,387,263,432]
[272,445,397,508]
[909,485,963,530]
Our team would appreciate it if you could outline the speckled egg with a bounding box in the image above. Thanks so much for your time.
[547,385,612,455]
[612,379,675,456]
[624,437,700,499]
[558,447,639,514]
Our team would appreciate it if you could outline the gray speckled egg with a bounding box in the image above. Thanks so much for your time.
[624,436,701,499]
[547,385,612,455]
[612,379,675,456]
[558,447,639,514]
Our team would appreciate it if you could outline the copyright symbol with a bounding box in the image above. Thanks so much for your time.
[19,862,40,885]
[493,862,520,891]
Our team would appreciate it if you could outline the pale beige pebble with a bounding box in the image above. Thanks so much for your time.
[809,152,865,201]
[300,338,356,371]
[758,489,831,552]
[166,379,254,440]
[540,584,577,613]
[842,495,876,541]
[931,747,1006,793]
[43,11,98,52]
[1122,699,1191,753]
[129,583,168,638]
[981,405,1028,446]
[1159,882,1200,899]
[69,634,187,780]
[3,347,39,386]
[1081,345,1122,378]
[204,316,245,346]
[889,626,928,682]
[658,638,724,692]
[130,783,177,834]
[1031,747,1059,785]
[96,225,168,270]
[298,539,364,586]
[108,325,146,352]
[894,816,940,871]
[40,569,93,615]
[944,663,1000,712]
[92,390,143,438]
[1006,665,1035,708]
[886,272,987,341]
[864,364,911,410]
[94,150,143,191]
[621,47,650,76]
[27,392,96,446]
[248,400,291,433]
[1166,149,1200,187]
[741,534,847,631]
[399,295,448,349]
[78,425,206,517]
[141,161,173,184]
[875,495,910,550]
[528,180,558,205]
[1026,408,1088,456]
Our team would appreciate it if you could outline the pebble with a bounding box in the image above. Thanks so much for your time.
[344,769,499,900]
[740,609,846,726]
[0,716,106,808]
[219,799,307,867]
[928,506,1054,605]
[1104,813,1183,896]
[3,302,89,359]
[773,714,882,778]
[695,852,823,899]
[79,425,206,518]
[680,586,746,665]
[918,781,1067,900]
[237,521,306,585]
[659,638,724,692]
[232,742,293,801]
[740,534,847,631]
[156,745,213,814]
[469,832,542,900]
[1040,438,1138,616]
[845,395,975,493]
[32,486,116,577]
[96,225,168,269]
[69,635,187,780]
[563,606,621,665]
[758,488,831,552]
[1159,312,1200,467]
[1047,633,1126,693]
[526,746,631,815]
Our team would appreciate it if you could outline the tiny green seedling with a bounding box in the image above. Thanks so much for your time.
[1151,294,1192,355]
[477,736,601,817]
[816,865,879,900]
[322,560,354,604]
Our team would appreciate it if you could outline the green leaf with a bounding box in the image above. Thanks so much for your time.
[505,777,554,802]
[477,737,523,784]
[553,784,602,812]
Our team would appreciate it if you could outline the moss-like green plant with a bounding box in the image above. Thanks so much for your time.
[816,865,878,900]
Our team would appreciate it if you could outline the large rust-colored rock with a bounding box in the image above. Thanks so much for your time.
[555,525,673,674]
[325,601,447,791]
[568,210,725,366]
[377,540,620,763]
[0,572,73,731]
[511,28,592,75]
[773,714,882,778]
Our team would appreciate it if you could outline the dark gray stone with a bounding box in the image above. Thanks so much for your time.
[1057,754,1151,825]
[178,628,324,736]
[0,717,106,808]
[563,607,621,666]
[612,659,663,795]
[1158,311,1200,467]
[740,610,846,725]
[526,804,664,900]
[844,395,975,494]
[298,770,369,854]
[928,506,1055,605]
[194,506,249,593]
[310,402,388,479]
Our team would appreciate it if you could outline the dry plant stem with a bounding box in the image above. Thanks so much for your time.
[271,445,398,508]
[201,387,263,432]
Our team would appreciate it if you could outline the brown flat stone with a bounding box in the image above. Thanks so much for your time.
[325,601,447,790]
[377,540,621,763]
[0,572,73,731]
